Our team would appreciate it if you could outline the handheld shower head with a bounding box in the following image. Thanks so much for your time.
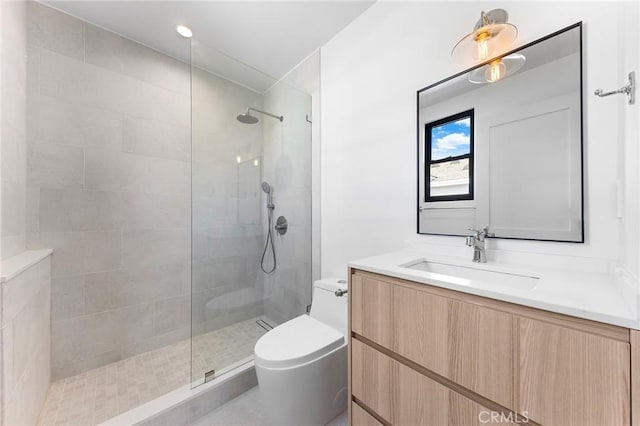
[261,182,274,209]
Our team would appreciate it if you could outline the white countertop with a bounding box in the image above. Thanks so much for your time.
[348,250,640,330]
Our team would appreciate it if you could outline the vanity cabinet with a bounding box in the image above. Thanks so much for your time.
[349,269,633,426]
[518,318,630,425]
[352,339,517,426]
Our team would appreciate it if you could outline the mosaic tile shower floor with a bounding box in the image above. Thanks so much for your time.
[37,316,271,426]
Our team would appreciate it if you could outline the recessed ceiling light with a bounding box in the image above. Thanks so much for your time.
[176,25,193,38]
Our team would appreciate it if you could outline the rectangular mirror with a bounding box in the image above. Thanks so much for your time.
[417,23,583,242]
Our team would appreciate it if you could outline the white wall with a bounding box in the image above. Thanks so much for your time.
[320,1,639,278]
[618,1,640,283]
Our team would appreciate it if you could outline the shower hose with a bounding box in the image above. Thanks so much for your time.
[261,206,276,273]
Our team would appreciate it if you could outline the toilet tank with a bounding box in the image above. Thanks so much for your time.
[309,278,348,337]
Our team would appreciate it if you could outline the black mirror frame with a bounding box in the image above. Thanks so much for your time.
[415,22,584,243]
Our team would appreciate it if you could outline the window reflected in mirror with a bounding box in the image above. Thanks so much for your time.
[425,109,474,201]
[417,23,583,242]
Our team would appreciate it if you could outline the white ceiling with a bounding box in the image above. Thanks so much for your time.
[43,1,374,90]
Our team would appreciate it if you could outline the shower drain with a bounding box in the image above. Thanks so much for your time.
[256,319,274,331]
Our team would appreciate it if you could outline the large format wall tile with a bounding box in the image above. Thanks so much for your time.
[27,230,121,276]
[84,23,190,95]
[1,255,52,426]
[34,94,123,148]
[51,274,84,320]
[28,232,84,277]
[119,192,154,230]
[2,0,28,260]
[152,194,191,228]
[123,116,190,162]
[27,143,84,189]
[26,1,83,60]
[121,326,190,359]
[84,147,190,194]
[39,188,122,232]
[81,230,122,273]
[121,228,190,269]
[1,180,27,252]
[84,263,183,313]
[154,295,191,335]
[39,49,190,128]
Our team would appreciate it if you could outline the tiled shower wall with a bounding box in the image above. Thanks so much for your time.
[24,2,192,380]
[262,78,313,324]
[1,255,51,426]
[190,66,266,340]
[1,0,28,260]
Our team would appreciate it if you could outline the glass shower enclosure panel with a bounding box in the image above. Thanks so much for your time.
[189,40,313,386]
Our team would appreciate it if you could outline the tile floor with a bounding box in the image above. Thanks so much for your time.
[192,386,347,426]
[37,317,271,426]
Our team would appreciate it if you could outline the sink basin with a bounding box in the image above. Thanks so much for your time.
[402,260,539,291]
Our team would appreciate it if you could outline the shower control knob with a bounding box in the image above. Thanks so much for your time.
[275,216,288,235]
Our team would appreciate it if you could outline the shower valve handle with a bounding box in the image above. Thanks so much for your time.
[274,216,288,235]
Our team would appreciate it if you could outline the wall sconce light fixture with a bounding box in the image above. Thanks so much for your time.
[452,9,525,83]
[452,9,517,63]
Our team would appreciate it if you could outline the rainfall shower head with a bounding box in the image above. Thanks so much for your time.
[261,182,271,194]
[236,112,259,124]
[236,107,283,125]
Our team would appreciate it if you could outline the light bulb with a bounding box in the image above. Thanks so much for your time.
[236,155,241,163]
[485,60,506,82]
[475,31,490,61]
[176,25,193,38]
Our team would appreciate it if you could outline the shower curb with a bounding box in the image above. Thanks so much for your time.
[98,361,257,426]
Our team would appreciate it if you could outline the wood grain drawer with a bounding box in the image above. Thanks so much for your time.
[519,318,630,426]
[352,402,384,426]
[352,339,519,426]
[351,272,515,409]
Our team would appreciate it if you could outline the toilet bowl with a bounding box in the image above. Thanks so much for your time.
[254,278,348,426]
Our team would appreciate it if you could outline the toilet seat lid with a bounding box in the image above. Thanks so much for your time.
[254,314,344,368]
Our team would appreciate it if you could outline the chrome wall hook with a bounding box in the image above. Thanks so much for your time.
[594,71,635,105]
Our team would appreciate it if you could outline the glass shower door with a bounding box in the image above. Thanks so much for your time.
[189,40,313,386]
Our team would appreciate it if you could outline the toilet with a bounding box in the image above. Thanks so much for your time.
[254,278,348,426]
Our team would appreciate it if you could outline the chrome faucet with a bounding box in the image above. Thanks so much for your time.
[465,227,494,263]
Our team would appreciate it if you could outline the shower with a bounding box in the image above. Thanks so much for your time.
[261,181,277,273]
[237,107,284,124]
